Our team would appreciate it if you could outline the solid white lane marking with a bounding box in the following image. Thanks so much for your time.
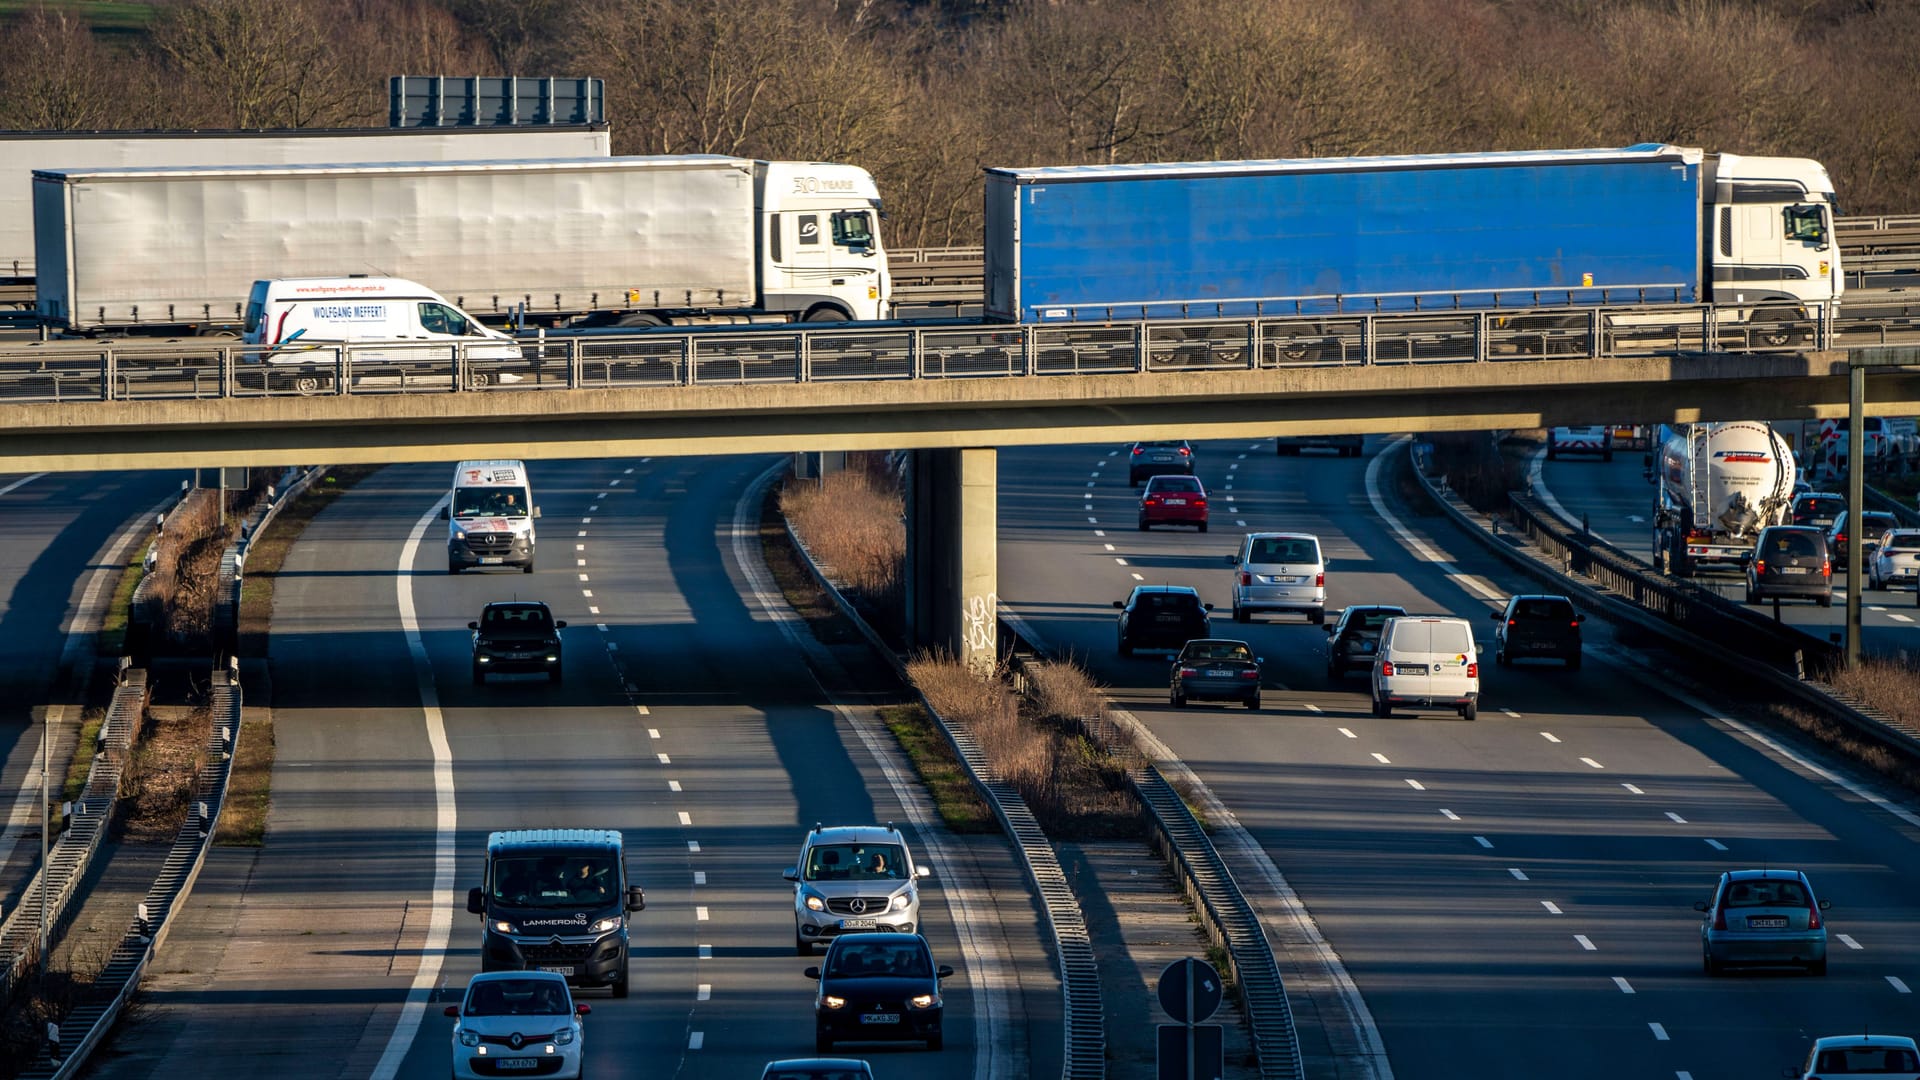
[657,753,671,764]
[1580,757,1605,769]
[1365,440,1504,601]
[1613,977,1635,994]
[695,906,709,921]
[1622,783,1644,795]
[1473,836,1493,848]
[668,780,682,792]
[0,472,46,497]
[678,811,692,826]
[1839,934,1862,950]
[1650,1023,1669,1041]
[1540,732,1560,743]
[687,841,700,853]
[1405,779,1425,791]
[1891,976,1912,994]
[1704,839,1727,851]
[1371,752,1391,764]
[1338,728,1357,738]
[1528,446,1613,543]
[369,492,459,1080]
[1440,809,1459,821]
[694,872,707,886]
[1575,935,1596,951]
[1665,812,1687,824]
[1508,868,1528,881]
[698,944,712,959]
[688,1032,704,1050]
[697,984,711,1000]
[1542,901,1562,915]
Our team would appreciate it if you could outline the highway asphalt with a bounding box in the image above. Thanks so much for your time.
[84,457,1051,1080]
[997,438,1920,1080]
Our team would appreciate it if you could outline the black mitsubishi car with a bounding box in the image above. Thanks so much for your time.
[806,932,952,1053]
[471,600,567,684]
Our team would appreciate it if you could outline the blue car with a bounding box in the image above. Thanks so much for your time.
[1695,869,1830,976]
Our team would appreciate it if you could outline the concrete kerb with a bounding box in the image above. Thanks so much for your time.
[778,507,1107,1079]
[1407,443,1920,764]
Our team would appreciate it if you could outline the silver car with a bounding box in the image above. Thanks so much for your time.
[1695,868,1829,976]
[785,824,930,955]
[1228,532,1326,624]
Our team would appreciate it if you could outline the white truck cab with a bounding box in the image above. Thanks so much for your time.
[442,460,539,574]
[755,162,890,322]
[242,277,524,392]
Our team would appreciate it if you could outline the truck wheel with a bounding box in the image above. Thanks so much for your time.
[804,306,851,323]
[468,371,494,390]
[617,312,666,328]
[291,374,326,396]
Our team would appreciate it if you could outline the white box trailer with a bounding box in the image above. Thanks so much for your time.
[32,155,889,333]
[0,125,610,284]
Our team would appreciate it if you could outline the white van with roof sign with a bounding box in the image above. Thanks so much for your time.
[241,277,524,394]
[441,460,538,574]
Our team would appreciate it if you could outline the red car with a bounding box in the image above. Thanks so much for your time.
[1139,475,1209,532]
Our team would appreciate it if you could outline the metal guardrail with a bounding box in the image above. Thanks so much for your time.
[0,302,1884,406]
[780,520,1106,1079]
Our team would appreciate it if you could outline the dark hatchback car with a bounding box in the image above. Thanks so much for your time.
[806,932,951,1053]
[471,601,566,684]
[1790,491,1845,529]
[1324,604,1408,680]
[1829,510,1900,564]
[760,1061,875,1080]
[1492,594,1584,668]
[1128,440,1196,485]
[1747,525,1832,606]
[1171,639,1262,709]
[1115,585,1212,656]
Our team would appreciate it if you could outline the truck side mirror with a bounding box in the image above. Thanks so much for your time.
[440,506,450,520]
[533,506,542,519]
[467,887,485,914]
[627,886,646,912]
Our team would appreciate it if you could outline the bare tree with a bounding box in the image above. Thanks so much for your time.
[150,0,360,128]
[446,0,575,75]
[0,4,121,129]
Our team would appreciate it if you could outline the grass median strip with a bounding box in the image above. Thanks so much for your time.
[880,704,998,834]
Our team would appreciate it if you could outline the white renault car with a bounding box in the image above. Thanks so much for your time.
[446,971,588,1080]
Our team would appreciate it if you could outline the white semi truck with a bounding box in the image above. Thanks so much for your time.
[1649,421,1798,576]
[0,125,610,290]
[32,155,890,334]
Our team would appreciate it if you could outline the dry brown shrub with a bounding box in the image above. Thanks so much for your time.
[780,462,904,600]
[117,704,211,843]
[1830,657,1920,741]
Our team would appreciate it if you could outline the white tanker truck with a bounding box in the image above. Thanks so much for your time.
[1648,421,1797,576]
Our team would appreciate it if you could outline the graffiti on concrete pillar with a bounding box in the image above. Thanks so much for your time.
[962,592,998,654]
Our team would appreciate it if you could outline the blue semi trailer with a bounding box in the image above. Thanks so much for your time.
[983,144,1840,342]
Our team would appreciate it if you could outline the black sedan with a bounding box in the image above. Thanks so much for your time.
[1171,639,1262,709]
[1115,585,1212,655]
[1324,604,1407,680]
[806,933,952,1053]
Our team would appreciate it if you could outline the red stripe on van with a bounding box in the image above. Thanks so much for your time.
[271,309,290,347]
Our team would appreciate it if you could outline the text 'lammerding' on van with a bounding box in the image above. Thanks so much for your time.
[443,460,539,574]
[241,277,525,393]
[466,829,646,998]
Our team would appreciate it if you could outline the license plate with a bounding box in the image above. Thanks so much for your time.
[861,1013,900,1024]
[1529,642,1554,650]
[1156,615,1182,623]
[1165,498,1187,505]
[1207,669,1233,677]
[1747,916,1788,928]
[495,1059,540,1070]
[839,918,879,929]
[479,556,504,565]
[1779,566,1807,575]
[1274,576,1300,584]
[539,965,576,975]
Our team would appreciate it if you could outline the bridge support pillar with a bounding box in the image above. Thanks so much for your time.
[906,447,997,672]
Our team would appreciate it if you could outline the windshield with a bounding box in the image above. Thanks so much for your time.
[804,843,905,882]
[483,605,553,632]
[1181,641,1252,662]
[1351,609,1401,631]
[454,486,530,518]
[463,978,571,1016]
[491,854,618,908]
[827,939,931,978]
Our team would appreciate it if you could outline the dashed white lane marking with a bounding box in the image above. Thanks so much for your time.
[647,727,660,737]
[678,811,693,826]
[1405,779,1425,791]
[577,531,587,537]
[1705,839,1728,851]
[695,906,709,922]
[1116,558,1129,566]
[1236,453,1246,460]
[1305,704,1322,714]
[1894,613,1916,623]
[1235,520,1247,527]
[1371,752,1391,764]
[1839,934,1862,950]
[657,753,671,764]
[1665,812,1688,824]
[668,781,682,792]
[697,984,711,1001]
[1094,530,1106,537]
[1440,809,1459,821]
[1870,605,1887,612]
[1623,783,1644,795]
[1650,1023,1669,1041]
[1131,573,1144,581]
[635,705,650,716]
[1678,1072,1694,1080]
[625,467,635,474]
[1540,731,1560,742]
[1472,836,1493,848]
[1104,544,1116,551]
[687,841,700,853]
[596,491,608,499]
[1230,462,1241,469]
[1575,935,1596,951]
[1086,481,1095,488]
[577,559,587,567]
[1613,977,1635,994]
[1508,868,1528,881]
[1224,485,1233,491]
[576,544,585,551]
[694,872,707,886]
[1580,757,1605,769]
[1542,901,1562,915]
[1890,976,1912,994]
[1087,517,1098,524]
[579,573,590,582]
[598,623,610,632]
[688,1032,704,1050]
[589,504,600,512]
[581,516,592,523]
[1338,728,1357,738]
[606,642,619,652]
[1365,439,1505,602]
[589,606,600,615]
[698,944,712,959]
[582,589,593,598]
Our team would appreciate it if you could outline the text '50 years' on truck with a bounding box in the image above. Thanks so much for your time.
[1649,421,1797,577]
[983,144,1839,350]
[31,155,889,335]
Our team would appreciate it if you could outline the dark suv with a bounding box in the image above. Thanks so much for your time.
[1324,604,1408,680]
[1790,492,1845,529]
[1115,586,1212,655]
[1747,525,1832,607]
[1492,594,1585,668]
[1128,440,1196,485]
[471,601,567,684]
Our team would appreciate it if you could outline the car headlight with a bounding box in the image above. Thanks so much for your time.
[589,916,621,933]
[477,656,491,664]
[492,920,512,933]
[553,1028,575,1046]
[545,654,559,662]
[804,893,826,912]
[910,993,939,1009]
[891,893,911,911]
[821,995,846,1010]
[458,1030,480,1047]
[453,530,466,541]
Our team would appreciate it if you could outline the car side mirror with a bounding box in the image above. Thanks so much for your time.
[1489,611,1501,621]
[1474,644,1485,655]
[1692,900,1710,912]
[444,1005,460,1018]
[804,966,822,979]
[1575,614,1586,624]
[627,886,646,911]
[783,867,800,882]
[533,506,542,519]
[440,506,450,520]
[577,1003,591,1016]
[1224,554,1238,566]
[1202,603,1214,611]
[555,620,568,629]
[467,887,485,914]
[917,865,931,879]
[1113,601,1125,609]
[468,621,480,630]
[1818,898,1831,910]
[1322,624,1334,634]
[1255,657,1265,664]
[937,965,954,979]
